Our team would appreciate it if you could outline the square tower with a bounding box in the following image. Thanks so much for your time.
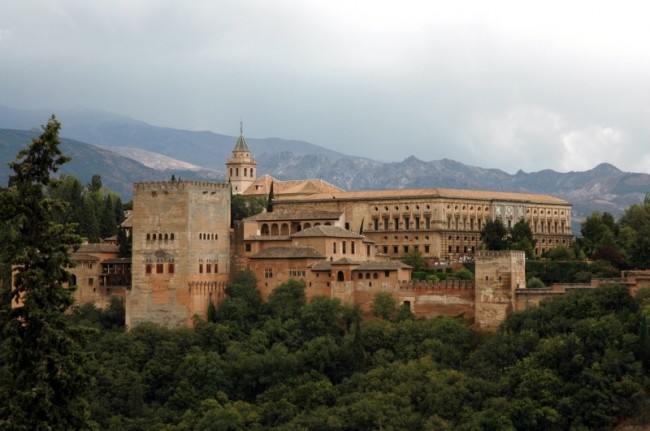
[127,180,231,328]
[474,250,526,331]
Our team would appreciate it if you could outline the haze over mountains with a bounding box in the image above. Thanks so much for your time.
[1,106,649,223]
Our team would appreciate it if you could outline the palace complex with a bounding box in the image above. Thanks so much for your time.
[66,128,592,329]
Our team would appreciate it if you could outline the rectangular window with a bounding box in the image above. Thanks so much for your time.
[265,268,273,279]
[425,216,431,230]
[373,219,379,230]
[345,222,350,230]
[206,263,211,273]
[415,217,420,230]
[383,246,388,254]
[393,245,398,254]
[424,245,430,253]
[351,241,355,254]
[342,241,347,254]
[156,263,163,274]
[384,271,390,277]
[383,218,389,230]
[88,277,94,286]
[394,217,399,230]
[404,216,410,230]
[168,263,175,273]
[245,243,251,252]
[199,264,203,274]
[367,245,371,255]
[404,245,409,253]
[333,242,337,253]
[145,264,152,274]
[88,262,93,269]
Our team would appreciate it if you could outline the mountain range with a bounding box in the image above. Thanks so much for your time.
[2,106,649,226]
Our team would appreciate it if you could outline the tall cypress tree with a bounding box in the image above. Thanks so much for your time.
[267,181,275,212]
[0,116,92,430]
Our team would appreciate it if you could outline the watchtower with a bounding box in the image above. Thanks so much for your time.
[474,250,526,331]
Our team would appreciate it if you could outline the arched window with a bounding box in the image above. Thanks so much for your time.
[280,223,289,235]
[365,273,370,279]
[304,223,311,229]
[373,272,379,279]
[271,224,279,236]
[164,233,168,240]
[261,224,270,236]
[358,273,363,280]
[146,233,150,240]
[337,271,344,282]
[244,168,247,177]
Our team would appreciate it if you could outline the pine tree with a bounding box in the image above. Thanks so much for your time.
[0,116,92,430]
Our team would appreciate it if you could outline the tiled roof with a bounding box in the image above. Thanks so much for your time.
[355,261,412,271]
[292,225,364,239]
[71,253,100,261]
[250,246,326,259]
[245,235,292,241]
[242,175,344,197]
[77,243,120,253]
[245,210,342,222]
[102,258,132,264]
[278,187,569,205]
[311,260,412,271]
[331,257,359,265]
[232,134,251,152]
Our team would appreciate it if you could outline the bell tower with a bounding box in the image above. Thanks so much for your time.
[225,122,257,195]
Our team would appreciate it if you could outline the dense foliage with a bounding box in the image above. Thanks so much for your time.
[47,173,126,243]
[59,275,650,430]
[481,218,537,258]
[577,202,650,269]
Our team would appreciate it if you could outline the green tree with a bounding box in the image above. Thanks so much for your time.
[266,181,274,212]
[267,279,306,321]
[580,212,616,258]
[231,194,266,223]
[0,116,93,430]
[400,248,427,271]
[86,174,103,193]
[508,219,537,259]
[371,292,397,320]
[481,219,508,251]
[116,226,132,258]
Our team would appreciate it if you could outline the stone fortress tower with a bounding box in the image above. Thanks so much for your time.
[474,250,526,330]
[127,180,231,328]
[226,122,257,195]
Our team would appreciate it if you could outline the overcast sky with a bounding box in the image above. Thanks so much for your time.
[2,1,650,173]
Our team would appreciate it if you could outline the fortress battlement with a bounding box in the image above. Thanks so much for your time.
[400,279,475,290]
[133,180,229,193]
[475,250,526,259]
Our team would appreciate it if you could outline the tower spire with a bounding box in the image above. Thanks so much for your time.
[240,120,243,135]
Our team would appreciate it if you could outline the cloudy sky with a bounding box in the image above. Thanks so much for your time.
[2,1,650,173]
